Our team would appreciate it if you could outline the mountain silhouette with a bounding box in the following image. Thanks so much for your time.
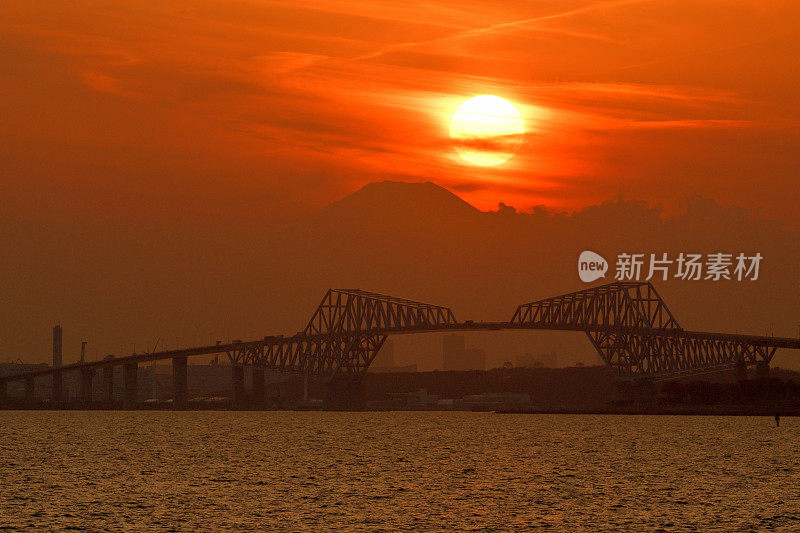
[252,180,800,370]
[6,179,797,370]
[312,180,480,224]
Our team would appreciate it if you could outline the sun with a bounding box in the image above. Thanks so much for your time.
[449,95,525,166]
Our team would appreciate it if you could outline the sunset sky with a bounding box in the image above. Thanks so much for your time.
[2,1,800,365]
[2,0,799,225]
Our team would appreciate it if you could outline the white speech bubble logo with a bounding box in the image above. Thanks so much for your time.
[578,250,608,282]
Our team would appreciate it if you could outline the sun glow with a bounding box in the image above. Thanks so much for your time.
[449,95,525,166]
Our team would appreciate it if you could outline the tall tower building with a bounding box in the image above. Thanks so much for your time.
[442,334,466,370]
[53,325,63,368]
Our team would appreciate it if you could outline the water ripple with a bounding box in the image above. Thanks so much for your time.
[0,412,798,531]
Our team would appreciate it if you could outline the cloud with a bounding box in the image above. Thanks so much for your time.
[1,0,798,226]
[80,71,142,99]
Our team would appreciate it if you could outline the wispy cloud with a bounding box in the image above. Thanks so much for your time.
[1,0,798,222]
[80,71,142,99]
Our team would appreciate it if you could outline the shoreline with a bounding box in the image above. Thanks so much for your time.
[0,402,795,417]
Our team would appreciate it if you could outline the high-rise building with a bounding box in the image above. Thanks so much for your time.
[443,334,464,370]
[443,334,485,370]
[52,325,62,368]
[462,348,486,371]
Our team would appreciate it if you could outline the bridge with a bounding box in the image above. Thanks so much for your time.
[1,281,798,408]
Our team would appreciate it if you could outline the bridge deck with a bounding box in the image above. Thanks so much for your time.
[2,321,799,383]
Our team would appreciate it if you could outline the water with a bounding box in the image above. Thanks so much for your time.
[1,411,799,531]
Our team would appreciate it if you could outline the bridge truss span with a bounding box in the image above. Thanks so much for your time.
[224,333,388,383]
[3,281,799,408]
[586,329,779,380]
[511,281,681,331]
[303,289,458,335]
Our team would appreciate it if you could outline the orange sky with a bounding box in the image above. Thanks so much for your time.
[2,0,799,225]
[2,0,800,368]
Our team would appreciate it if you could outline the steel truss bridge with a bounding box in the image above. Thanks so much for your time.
[2,281,798,407]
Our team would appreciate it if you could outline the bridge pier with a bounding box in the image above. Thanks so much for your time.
[123,362,138,409]
[52,370,63,405]
[102,367,114,404]
[80,369,95,405]
[251,367,265,406]
[231,365,245,408]
[173,355,188,409]
[25,377,35,403]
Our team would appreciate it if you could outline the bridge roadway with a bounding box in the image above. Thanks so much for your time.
[2,281,799,408]
[2,321,799,408]
[4,322,800,381]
